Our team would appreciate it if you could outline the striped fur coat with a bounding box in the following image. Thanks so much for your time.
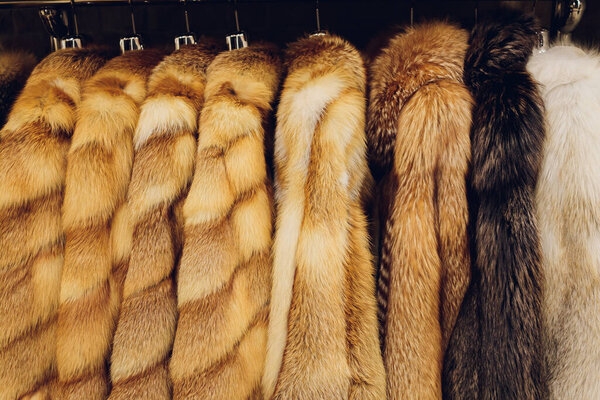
[263,34,386,400]
[56,49,164,400]
[109,44,218,400]
[170,44,281,399]
[367,22,472,399]
[0,48,110,400]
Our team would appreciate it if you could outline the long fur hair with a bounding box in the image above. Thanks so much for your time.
[263,34,385,400]
[55,49,164,400]
[169,45,281,400]
[108,44,218,400]
[0,48,110,400]
[443,12,547,399]
[367,22,472,399]
[0,51,36,127]
[528,44,600,399]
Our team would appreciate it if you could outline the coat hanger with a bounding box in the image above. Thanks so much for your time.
[119,0,143,53]
[39,7,67,52]
[474,0,478,25]
[174,0,196,50]
[410,0,415,27]
[310,0,327,37]
[226,0,248,50]
[60,0,83,49]
[532,0,550,53]
[554,0,585,43]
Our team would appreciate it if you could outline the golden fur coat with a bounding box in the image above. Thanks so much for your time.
[367,23,472,399]
[109,44,218,400]
[55,49,164,400]
[263,34,386,400]
[169,45,281,399]
[0,48,110,400]
[528,44,600,399]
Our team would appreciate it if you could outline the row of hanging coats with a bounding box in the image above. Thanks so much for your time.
[0,8,599,400]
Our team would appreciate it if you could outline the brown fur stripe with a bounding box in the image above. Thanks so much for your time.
[367,22,472,399]
[56,49,164,400]
[0,48,111,400]
[265,34,385,400]
[170,44,281,400]
[109,43,219,400]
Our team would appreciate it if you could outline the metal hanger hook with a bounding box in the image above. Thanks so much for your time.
[128,0,137,35]
[474,0,479,24]
[69,0,79,35]
[315,0,321,32]
[410,0,415,26]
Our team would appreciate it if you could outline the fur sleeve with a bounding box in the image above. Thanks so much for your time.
[528,44,600,399]
[0,48,110,400]
[108,44,218,400]
[0,51,36,127]
[367,22,472,399]
[264,34,385,400]
[56,50,164,400]
[169,45,281,399]
[443,11,546,400]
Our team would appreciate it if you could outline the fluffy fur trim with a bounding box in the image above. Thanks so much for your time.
[0,51,36,127]
[55,49,164,400]
[108,44,218,400]
[0,48,110,400]
[169,44,281,400]
[528,44,600,399]
[443,11,547,400]
[367,22,472,399]
[264,34,385,400]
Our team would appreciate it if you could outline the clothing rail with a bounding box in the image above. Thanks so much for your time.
[0,0,556,8]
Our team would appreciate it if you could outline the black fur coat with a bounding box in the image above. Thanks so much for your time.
[443,11,547,400]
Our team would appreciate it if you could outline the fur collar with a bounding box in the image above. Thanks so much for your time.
[367,22,468,179]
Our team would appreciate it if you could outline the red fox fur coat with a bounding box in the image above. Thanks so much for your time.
[367,22,472,399]
[263,34,386,400]
[109,44,218,400]
[56,49,164,400]
[0,48,110,400]
[170,45,281,399]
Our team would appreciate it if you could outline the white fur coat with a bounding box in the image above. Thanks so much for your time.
[528,44,600,399]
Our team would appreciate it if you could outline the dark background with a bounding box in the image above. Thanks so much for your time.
[0,0,598,58]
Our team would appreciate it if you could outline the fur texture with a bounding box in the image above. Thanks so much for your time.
[169,44,281,400]
[108,44,218,400]
[55,49,164,400]
[528,44,600,399]
[263,34,386,400]
[367,22,472,400]
[443,12,547,400]
[0,48,110,400]
[0,51,36,127]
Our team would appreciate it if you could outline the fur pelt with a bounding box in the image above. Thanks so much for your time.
[169,44,281,400]
[108,44,218,400]
[55,49,164,400]
[263,34,386,400]
[528,44,600,399]
[0,48,110,400]
[443,11,546,400]
[367,22,472,399]
[0,51,36,127]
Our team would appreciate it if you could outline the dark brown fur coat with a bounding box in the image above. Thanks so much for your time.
[443,11,547,400]
[0,48,110,400]
[367,22,472,400]
[263,34,386,400]
[108,44,218,400]
[56,49,164,400]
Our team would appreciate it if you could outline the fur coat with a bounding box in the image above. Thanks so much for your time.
[0,48,110,400]
[0,51,36,127]
[169,44,281,400]
[443,12,547,400]
[263,34,386,400]
[528,44,600,399]
[367,22,472,399]
[56,49,164,400]
[109,44,218,400]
